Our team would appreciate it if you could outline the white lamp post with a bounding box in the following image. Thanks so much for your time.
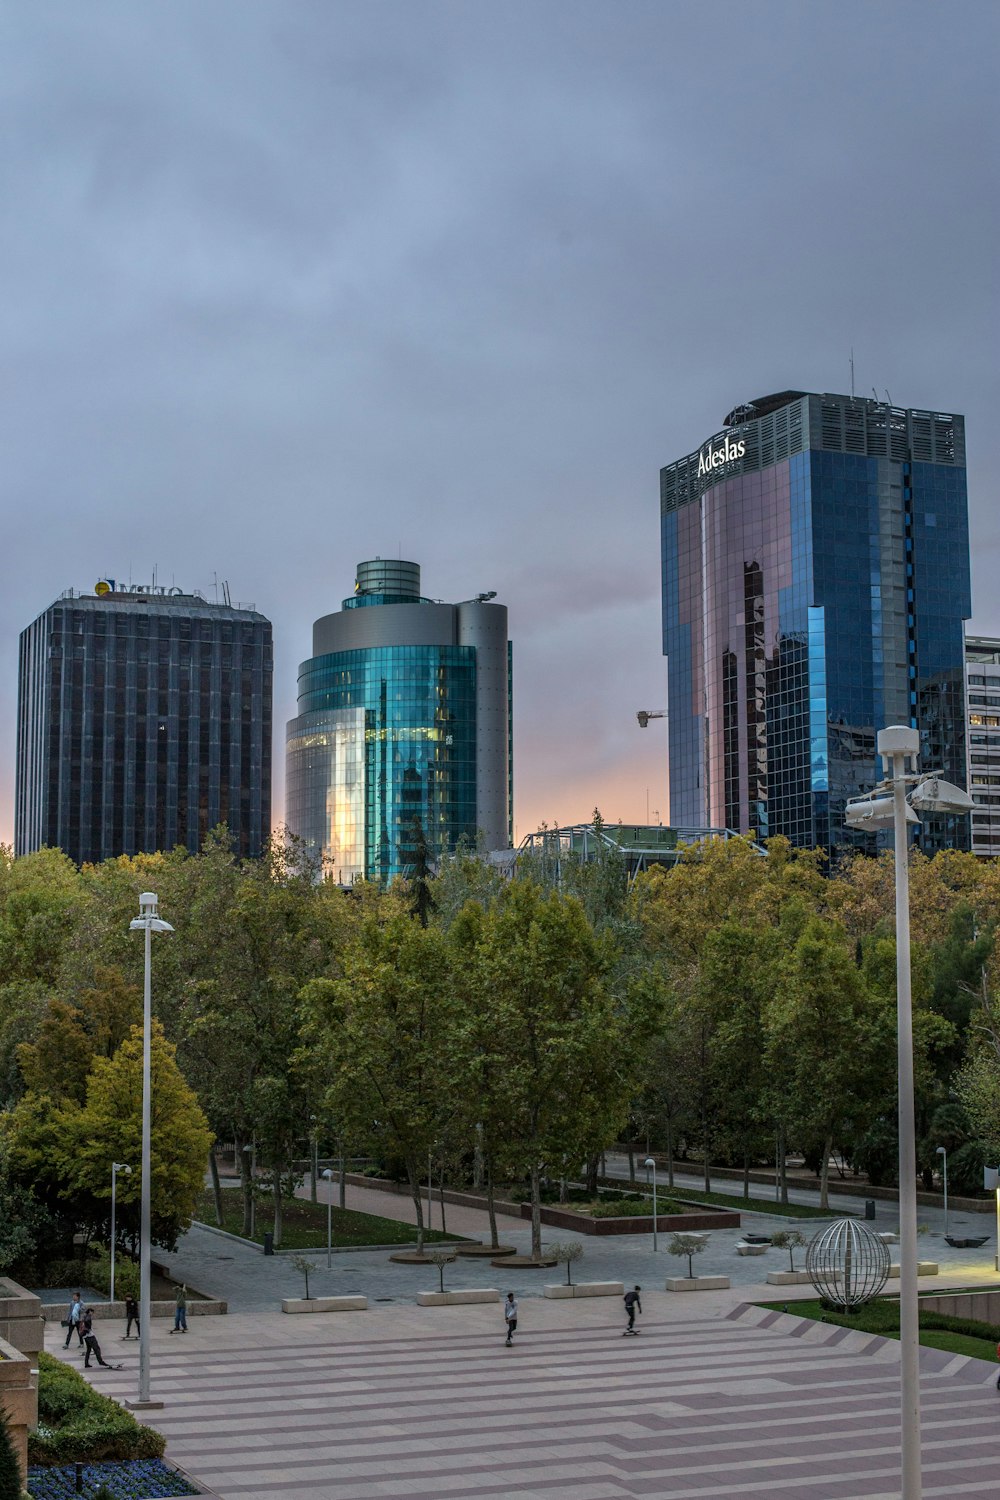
[110,1162,132,1305]
[935,1147,948,1239]
[644,1157,658,1252]
[127,892,173,1410]
[845,730,973,1500]
[321,1169,335,1270]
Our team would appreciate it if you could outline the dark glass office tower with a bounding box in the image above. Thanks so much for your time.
[16,582,272,863]
[286,559,512,882]
[660,393,971,853]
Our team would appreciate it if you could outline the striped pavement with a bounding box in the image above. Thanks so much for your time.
[49,1299,1000,1499]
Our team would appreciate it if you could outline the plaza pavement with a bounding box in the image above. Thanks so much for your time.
[44,1171,1000,1498]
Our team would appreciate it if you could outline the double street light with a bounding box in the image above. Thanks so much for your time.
[845,728,973,1500]
[127,892,173,1410]
[644,1157,658,1253]
[935,1146,948,1240]
[110,1161,132,1305]
[321,1168,335,1270]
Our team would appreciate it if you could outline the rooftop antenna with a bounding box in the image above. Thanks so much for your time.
[872,387,879,403]
[885,389,892,406]
[850,348,855,398]
[212,571,219,603]
[223,579,232,607]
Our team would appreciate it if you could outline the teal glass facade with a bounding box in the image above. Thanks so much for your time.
[288,645,477,881]
[661,394,971,853]
[287,560,511,881]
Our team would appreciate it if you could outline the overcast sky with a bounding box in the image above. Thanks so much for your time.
[2,1,998,849]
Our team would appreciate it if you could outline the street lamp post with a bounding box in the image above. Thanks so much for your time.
[846,731,973,1500]
[936,1147,948,1239]
[644,1157,657,1253]
[127,893,173,1410]
[321,1169,335,1270]
[110,1162,132,1305]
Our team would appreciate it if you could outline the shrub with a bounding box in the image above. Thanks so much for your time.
[0,1405,21,1500]
[30,1353,166,1466]
[589,1197,681,1218]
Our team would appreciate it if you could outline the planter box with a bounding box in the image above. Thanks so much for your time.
[0,1278,44,1358]
[666,1275,730,1292]
[416,1289,500,1306]
[543,1281,624,1299]
[735,1243,768,1256]
[281,1295,367,1314]
[887,1262,939,1278]
[0,1331,35,1484]
[766,1270,813,1285]
[522,1204,739,1236]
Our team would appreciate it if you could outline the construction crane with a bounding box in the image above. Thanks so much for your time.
[636,710,667,728]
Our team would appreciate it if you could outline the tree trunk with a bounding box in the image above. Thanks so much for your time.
[273,1161,283,1249]
[209,1149,224,1227]
[486,1156,499,1250]
[819,1132,833,1212]
[529,1162,542,1261]
[237,1137,253,1237]
[439,1165,447,1236]
[310,1139,317,1203]
[408,1161,426,1255]
[778,1125,789,1206]
[627,1142,635,1186]
[742,1148,750,1203]
[338,1137,346,1210]
[666,1117,675,1189]
[585,1154,599,1196]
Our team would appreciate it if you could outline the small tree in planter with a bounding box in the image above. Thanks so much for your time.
[668,1233,707,1280]
[426,1247,457,1293]
[291,1255,319,1301]
[771,1230,807,1272]
[0,1404,20,1500]
[553,1241,584,1286]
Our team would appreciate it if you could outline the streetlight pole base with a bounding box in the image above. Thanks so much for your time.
[124,1399,165,1411]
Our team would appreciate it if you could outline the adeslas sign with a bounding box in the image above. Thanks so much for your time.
[697,434,745,477]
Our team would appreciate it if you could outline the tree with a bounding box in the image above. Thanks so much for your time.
[668,1233,706,1279]
[0,1402,22,1500]
[770,1230,806,1272]
[451,880,630,1260]
[764,919,892,1210]
[303,912,465,1255]
[6,1020,213,1253]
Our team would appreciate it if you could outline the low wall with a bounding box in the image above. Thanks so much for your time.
[0,1282,40,1484]
[918,1289,1000,1322]
[42,1292,226,1321]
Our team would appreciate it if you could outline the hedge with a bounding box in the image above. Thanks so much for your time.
[29,1355,165,1467]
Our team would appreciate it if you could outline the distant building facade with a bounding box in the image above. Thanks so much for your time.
[965,636,1000,856]
[16,582,272,864]
[286,559,511,882]
[661,392,972,852]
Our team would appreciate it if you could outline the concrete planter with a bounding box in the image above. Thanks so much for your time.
[543,1281,625,1299]
[281,1295,367,1314]
[665,1275,730,1292]
[766,1270,812,1285]
[0,1331,36,1487]
[887,1262,939,1278]
[42,1297,228,1319]
[416,1289,500,1306]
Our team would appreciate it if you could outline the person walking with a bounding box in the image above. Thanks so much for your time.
[171,1284,188,1333]
[623,1285,642,1336]
[503,1292,518,1347]
[81,1310,115,1369]
[63,1292,83,1349]
[124,1295,139,1340]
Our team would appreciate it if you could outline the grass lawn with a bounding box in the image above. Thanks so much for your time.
[195,1187,468,1249]
[763,1295,1000,1362]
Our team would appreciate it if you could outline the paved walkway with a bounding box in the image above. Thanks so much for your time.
[164,1170,998,1314]
[47,1296,1000,1499]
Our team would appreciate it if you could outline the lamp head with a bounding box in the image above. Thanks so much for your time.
[321,1168,334,1180]
[643,1157,655,1169]
[844,793,920,830]
[935,1146,946,1157]
[909,776,975,816]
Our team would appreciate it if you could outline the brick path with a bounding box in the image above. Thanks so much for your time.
[48,1296,1000,1499]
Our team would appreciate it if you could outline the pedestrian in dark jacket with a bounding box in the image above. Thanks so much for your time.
[623,1285,642,1335]
[82,1310,113,1369]
[124,1295,139,1339]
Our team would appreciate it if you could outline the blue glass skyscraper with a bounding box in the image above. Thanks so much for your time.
[286,559,512,881]
[660,392,971,853]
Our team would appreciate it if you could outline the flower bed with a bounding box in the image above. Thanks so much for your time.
[27,1458,199,1498]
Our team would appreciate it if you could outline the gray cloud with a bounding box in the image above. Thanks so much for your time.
[2,0,997,844]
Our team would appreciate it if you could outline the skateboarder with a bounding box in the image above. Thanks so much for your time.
[82,1310,120,1369]
[504,1292,518,1346]
[623,1285,642,1335]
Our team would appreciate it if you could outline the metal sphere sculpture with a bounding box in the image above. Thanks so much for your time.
[805,1219,890,1310]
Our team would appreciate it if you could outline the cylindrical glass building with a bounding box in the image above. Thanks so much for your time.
[286,560,512,881]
